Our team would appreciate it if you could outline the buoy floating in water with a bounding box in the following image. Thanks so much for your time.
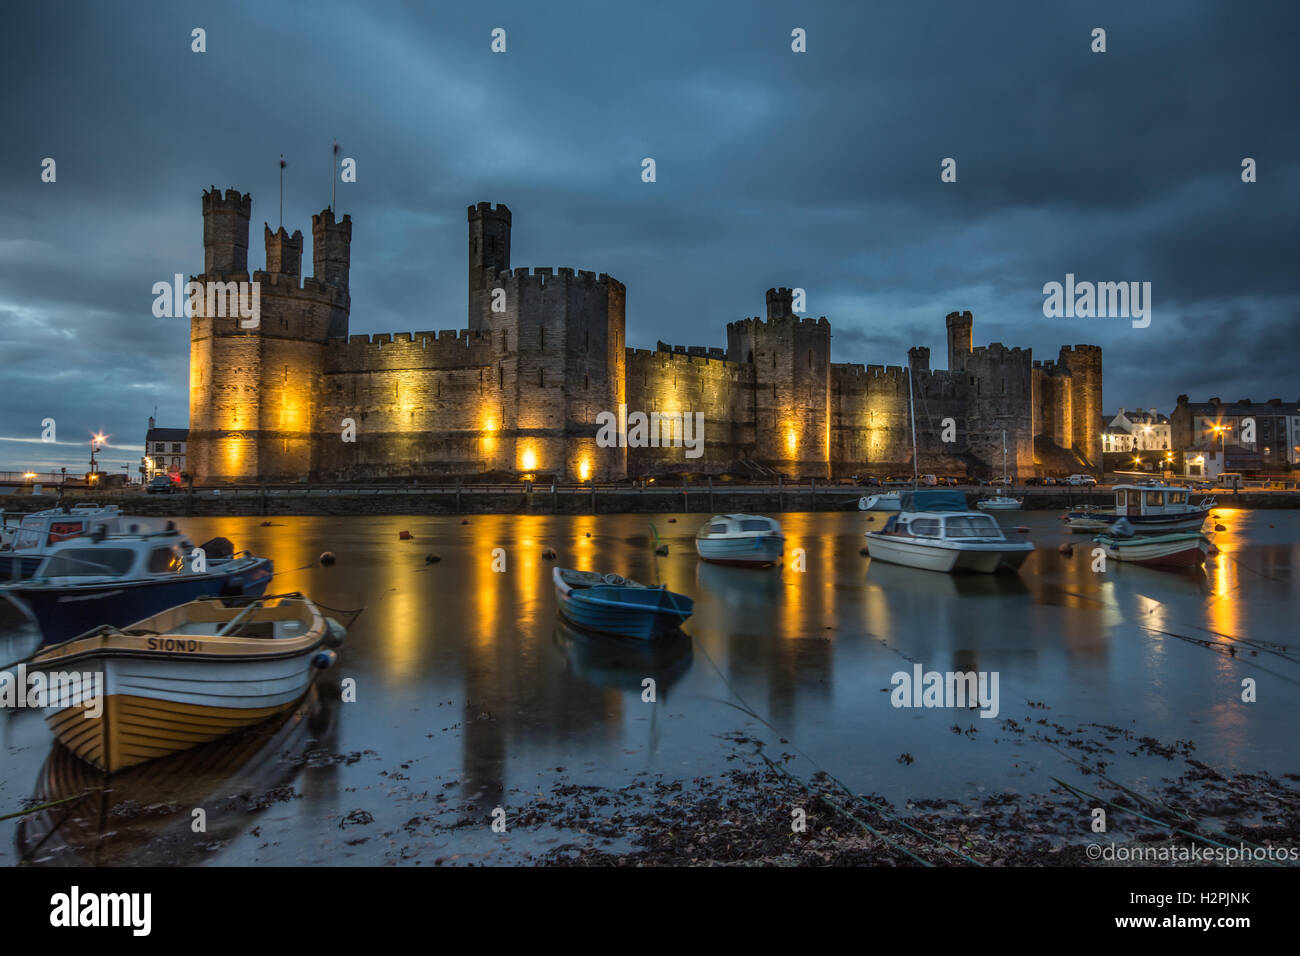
[655,545,669,556]
[859,546,870,556]
[542,548,557,560]
[461,519,469,525]
[319,551,336,566]
[425,553,440,564]
[260,520,273,527]
[667,518,676,524]
[1058,543,1073,555]
[399,530,412,540]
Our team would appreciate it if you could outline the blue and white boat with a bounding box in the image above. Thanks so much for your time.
[552,567,693,640]
[694,514,784,567]
[0,504,126,580]
[1064,483,1214,534]
[1,529,273,646]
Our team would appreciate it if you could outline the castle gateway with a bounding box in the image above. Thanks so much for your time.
[189,188,1102,483]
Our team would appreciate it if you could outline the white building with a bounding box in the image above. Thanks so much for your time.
[1106,407,1172,452]
[144,417,188,479]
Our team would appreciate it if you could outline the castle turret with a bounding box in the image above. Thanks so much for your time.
[202,187,250,277]
[908,346,930,375]
[265,224,303,278]
[766,287,794,320]
[468,202,512,331]
[312,208,351,292]
[946,310,973,372]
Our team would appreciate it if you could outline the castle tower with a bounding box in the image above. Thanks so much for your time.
[312,209,351,339]
[731,291,831,478]
[265,224,303,278]
[908,346,930,375]
[202,187,251,276]
[191,189,351,483]
[468,202,512,332]
[1058,344,1103,470]
[946,310,973,372]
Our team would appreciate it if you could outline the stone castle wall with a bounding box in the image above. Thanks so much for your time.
[189,187,1103,483]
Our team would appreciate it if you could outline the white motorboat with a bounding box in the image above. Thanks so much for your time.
[0,504,126,580]
[864,490,1034,574]
[976,495,1022,511]
[1065,484,1214,533]
[859,492,901,511]
[695,514,784,567]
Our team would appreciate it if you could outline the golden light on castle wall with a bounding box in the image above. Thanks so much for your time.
[520,447,538,472]
[785,424,798,456]
[578,457,591,481]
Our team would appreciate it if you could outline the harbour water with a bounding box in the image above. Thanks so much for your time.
[1,508,1297,865]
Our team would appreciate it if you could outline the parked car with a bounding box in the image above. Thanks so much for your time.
[936,476,959,487]
[146,475,176,494]
[1066,474,1097,486]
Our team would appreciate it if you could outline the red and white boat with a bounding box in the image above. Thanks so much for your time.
[1092,530,1212,569]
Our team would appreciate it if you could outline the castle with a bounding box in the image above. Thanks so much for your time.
[188,188,1102,483]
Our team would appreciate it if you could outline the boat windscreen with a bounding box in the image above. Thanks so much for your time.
[738,519,773,532]
[40,548,135,576]
[944,515,1003,538]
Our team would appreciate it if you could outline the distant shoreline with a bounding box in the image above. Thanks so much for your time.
[3,486,1298,518]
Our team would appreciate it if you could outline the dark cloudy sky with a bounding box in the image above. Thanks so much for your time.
[1,0,1297,473]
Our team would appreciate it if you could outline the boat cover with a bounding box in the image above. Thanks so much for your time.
[900,490,968,512]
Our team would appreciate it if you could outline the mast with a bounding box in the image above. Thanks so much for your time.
[908,361,919,488]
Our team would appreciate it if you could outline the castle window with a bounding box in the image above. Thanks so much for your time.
[584,330,589,352]
[499,365,504,389]
[584,374,589,390]
[538,368,544,388]
[539,328,544,349]
[808,350,812,368]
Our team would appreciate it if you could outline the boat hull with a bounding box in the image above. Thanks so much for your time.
[864,534,1033,574]
[695,534,784,567]
[7,558,274,646]
[976,498,1022,511]
[1096,533,1210,569]
[859,494,901,512]
[552,569,693,640]
[1065,510,1210,534]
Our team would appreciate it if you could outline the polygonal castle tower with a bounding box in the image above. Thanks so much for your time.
[189,187,351,483]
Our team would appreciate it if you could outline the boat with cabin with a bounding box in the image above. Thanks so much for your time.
[1064,483,1214,534]
[1,528,274,646]
[864,490,1035,574]
[695,514,784,567]
[27,593,344,773]
[553,567,693,639]
[0,504,125,580]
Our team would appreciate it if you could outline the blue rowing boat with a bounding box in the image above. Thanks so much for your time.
[552,567,693,640]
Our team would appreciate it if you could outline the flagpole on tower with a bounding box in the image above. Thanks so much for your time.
[279,155,287,229]
[332,141,339,213]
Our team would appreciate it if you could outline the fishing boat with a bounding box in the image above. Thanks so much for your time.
[859,492,901,511]
[694,514,784,567]
[864,490,1035,574]
[26,593,344,774]
[975,431,1022,511]
[1064,484,1214,534]
[1,529,273,646]
[552,567,693,639]
[1093,526,1212,569]
[0,504,125,580]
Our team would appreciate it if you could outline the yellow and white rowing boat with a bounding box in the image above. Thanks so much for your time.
[28,593,345,773]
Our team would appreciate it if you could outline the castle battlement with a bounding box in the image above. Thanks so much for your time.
[190,188,1103,484]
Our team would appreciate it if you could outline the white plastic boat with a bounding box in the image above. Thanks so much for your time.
[859,492,901,511]
[695,514,784,567]
[1065,484,1214,533]
[976,495,1022,511]
[864,490,1034,574]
